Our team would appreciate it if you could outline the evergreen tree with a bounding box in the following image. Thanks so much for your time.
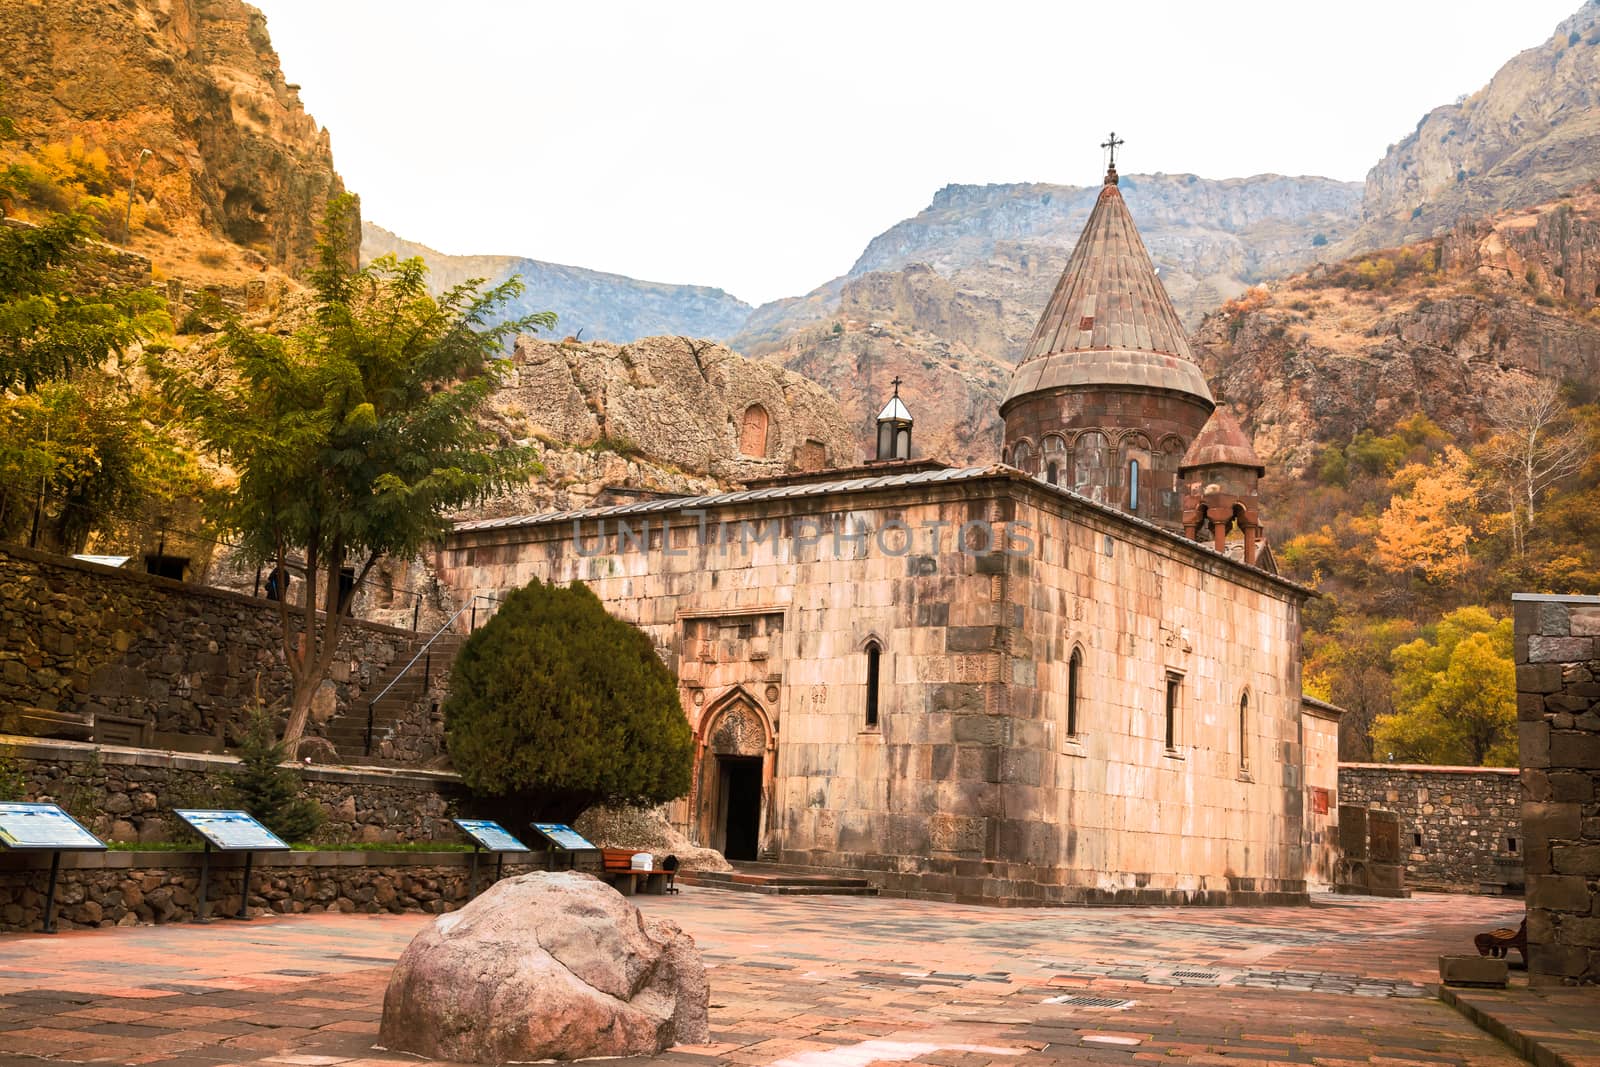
[444,579,693,820]
[229,709,324,842]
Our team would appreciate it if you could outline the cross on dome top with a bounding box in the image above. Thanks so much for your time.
[1101,131,1124,185]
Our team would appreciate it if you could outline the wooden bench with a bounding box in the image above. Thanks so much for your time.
[599,848,669,896]
[1474,918,1527,966]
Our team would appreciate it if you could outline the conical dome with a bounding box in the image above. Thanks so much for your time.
[1181,407,1264,475]
[1002,177,1212,408]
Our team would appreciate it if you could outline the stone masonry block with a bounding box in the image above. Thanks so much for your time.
[1519,693,1551,721]
[1526,874,1592,913]
[945,627,996,653]
[1554,732,1600,770]
[1539,601,1572,636]
[1438,954,1508,987]
[1528,636,1595,663]
[1563,916,1600,948]
[1515,598,1541,636]
[1520,721,1551,769]
[1571,608,1600,637]
[1552,845,1600,876]
[1519,662,1565,695]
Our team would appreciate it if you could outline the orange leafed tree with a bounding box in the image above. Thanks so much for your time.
[1374,446,1477,582]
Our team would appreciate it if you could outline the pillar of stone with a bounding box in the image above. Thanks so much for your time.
[1513,592,1600,987]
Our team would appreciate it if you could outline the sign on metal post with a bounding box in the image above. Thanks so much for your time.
[453,819,530,896]
[0,802,107,934]
[530,823,597,852]
[174,810,289,922]
[453,819,531,853]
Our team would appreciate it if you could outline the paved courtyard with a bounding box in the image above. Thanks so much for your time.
[0,887,1550,1067]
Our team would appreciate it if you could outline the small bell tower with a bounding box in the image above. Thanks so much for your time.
[874,377,913,462]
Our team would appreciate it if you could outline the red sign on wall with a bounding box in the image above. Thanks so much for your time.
[1309,787,1331,815]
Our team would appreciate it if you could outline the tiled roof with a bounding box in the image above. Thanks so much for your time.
[1180,408,1265,474]
[450,464,1307,594]
[1004,177,1212,407]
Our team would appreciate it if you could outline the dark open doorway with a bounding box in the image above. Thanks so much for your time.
[718,755,762,861]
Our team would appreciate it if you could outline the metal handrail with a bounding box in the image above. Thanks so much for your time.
[364,593,500,756]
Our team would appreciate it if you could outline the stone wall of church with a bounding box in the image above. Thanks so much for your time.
[1302,705,1341,889]
[435,470,1308,905]
[1001,387,1211,525]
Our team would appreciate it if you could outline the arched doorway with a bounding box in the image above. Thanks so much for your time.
[693,695,772,861]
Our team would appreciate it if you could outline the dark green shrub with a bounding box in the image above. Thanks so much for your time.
[444,579,693,820]
[228,710,324,842]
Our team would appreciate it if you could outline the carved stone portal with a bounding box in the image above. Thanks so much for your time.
[710,703,765,757]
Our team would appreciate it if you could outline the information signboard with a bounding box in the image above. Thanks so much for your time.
[531,822,598,851]
[174,810,290,852]
[453,819,530,853]
[0,802,106,851]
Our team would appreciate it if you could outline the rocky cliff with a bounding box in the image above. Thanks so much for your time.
[1352,2,1600,251]
[476,335,858,518]
[1195,185,1600,474]
[0,0,350,280]
[362,224,753,345]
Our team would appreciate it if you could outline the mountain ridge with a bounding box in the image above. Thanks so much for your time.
[360,222,752,345]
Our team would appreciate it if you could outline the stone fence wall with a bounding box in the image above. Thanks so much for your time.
[1337,764,1522,892]
[1514,592,1600,987]
[0,849,555,933]
[0,545,418,750]
[2,736,469,846]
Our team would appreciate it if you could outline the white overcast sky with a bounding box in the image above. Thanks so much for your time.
[251,0,1582,305]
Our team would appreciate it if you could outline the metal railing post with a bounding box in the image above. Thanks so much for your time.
[364,699,375,757]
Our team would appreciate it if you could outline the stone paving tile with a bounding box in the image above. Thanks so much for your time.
[0,889,1539,1067]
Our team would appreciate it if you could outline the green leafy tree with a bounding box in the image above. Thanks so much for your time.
[154,194,554,752]
[1372,607,1516,766]
[228,709,324,842]
[0,212,167,393]
[444,579,693,820]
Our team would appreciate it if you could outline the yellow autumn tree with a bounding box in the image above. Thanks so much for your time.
[1374,446,1477,581]
[1373,607,1516,765]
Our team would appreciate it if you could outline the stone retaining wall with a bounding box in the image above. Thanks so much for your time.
[1337,764,1521,892]
[0,849,554,933]
[0,545,416,749]
[2,736,468,846]
[1514,592,1600,987]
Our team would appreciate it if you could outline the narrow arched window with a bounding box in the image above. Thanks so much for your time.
[1128,459,1140,511]
[1239,692,1250,771]
[1067,647,1082,737]
[865,641,882,728]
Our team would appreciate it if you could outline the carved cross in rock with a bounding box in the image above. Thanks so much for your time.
[1101,131,1124,169]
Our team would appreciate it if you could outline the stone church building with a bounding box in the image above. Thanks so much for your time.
[437,156,1333,904]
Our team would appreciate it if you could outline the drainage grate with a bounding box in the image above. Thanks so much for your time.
[1171,970,1219,979]
[1042,994,1135,1008]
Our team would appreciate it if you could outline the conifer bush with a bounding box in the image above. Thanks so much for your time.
[444,580,693,819]
[229,710,325,842]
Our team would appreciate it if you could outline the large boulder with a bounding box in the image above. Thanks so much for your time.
[576,803,733,873]
[378,871,709,1062]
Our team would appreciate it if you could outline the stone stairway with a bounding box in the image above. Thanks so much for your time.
[679,860,879,896]
[323,632,464,765]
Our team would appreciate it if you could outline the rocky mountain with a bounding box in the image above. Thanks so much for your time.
[0,0,349,281]
[735,173,1362,356]
[1351,2,1600,251]
[1194,184,1600,475]
[361,224,753,345]
[734,173,1362,462]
